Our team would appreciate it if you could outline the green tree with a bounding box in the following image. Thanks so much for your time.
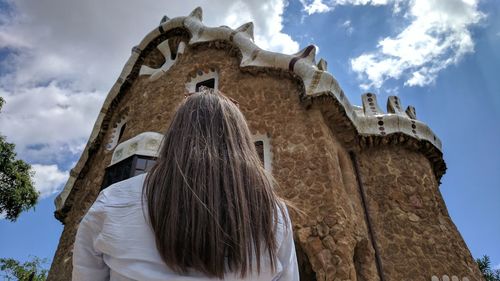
[0,256,48,281]
[477,255,500,281]
[0,96,39,221]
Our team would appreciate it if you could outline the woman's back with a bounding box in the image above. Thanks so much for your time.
[73,174,298,281]
[73,90,299,280]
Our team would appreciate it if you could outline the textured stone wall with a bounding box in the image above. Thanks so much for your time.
[48,39,379,280]
[283,110,379,281]
[357,146,483,281]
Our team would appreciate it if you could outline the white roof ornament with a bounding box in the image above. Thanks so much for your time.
[235,22,254,41]
[317,59,327,71]
[189,6,203,21]
[291,45,317,66]
[139,39,186,81]
[160,15,169,24]
[406,105,417,119]
[110,132,164,166]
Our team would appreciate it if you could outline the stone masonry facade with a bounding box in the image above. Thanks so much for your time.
[48,8,483,281]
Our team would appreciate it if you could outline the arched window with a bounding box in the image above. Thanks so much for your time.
[252,134,272,172]
[185,68,219,93]
[254,140,265,165]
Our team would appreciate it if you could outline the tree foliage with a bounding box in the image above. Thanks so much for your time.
[0,256,48,281]
[0,96,39,221]
[477,255,500,281]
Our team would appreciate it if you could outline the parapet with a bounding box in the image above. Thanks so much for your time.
[355,93,441,148]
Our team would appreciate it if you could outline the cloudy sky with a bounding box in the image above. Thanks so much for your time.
[0,0,499,270]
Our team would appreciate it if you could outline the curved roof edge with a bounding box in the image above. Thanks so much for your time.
[54,7,443,218]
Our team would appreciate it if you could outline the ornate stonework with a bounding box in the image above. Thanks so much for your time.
[109,132,163,166]
[139,39,186,81]
[105,113,128,151]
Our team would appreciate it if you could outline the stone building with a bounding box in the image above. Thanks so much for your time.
[48,7,483,281]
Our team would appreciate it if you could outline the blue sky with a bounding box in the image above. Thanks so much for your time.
[0,0,499,271]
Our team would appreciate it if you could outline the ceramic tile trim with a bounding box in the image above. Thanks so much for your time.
[109,132,164,166]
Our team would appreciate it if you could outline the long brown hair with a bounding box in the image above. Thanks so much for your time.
[143,88,288,278]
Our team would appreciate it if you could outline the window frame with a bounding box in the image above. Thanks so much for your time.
[101,155,156,190]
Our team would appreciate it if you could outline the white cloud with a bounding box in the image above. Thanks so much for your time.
[351,0,484,88]
[300,0,398,14]
[299,0,484,89]
[0,0,299,194]
[32,164,68,198]
[342,20,354,35]
[0,29,30,49]
[385,86,399,96]
[300,0,332,15]
[223,0,299,54]
[333,0,393,4]
[0,0,299,91]
[494,263,500,270]
[0,82,104,164]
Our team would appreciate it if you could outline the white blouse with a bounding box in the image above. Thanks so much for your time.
[72,173,299,281]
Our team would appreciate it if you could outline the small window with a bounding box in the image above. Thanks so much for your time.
[133,157,156,176]
[255,141,265,166]
[195,78,215,92]
[135,157,147,170]
[101,155,156,190]
[101,156,134,190]
[185,68,218,93]
[252,135,272,172]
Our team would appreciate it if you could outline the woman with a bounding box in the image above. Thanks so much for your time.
[72,89,299,280]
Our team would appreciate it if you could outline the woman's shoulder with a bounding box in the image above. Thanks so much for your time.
[97,173,148,205]
[83,173,148,225]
